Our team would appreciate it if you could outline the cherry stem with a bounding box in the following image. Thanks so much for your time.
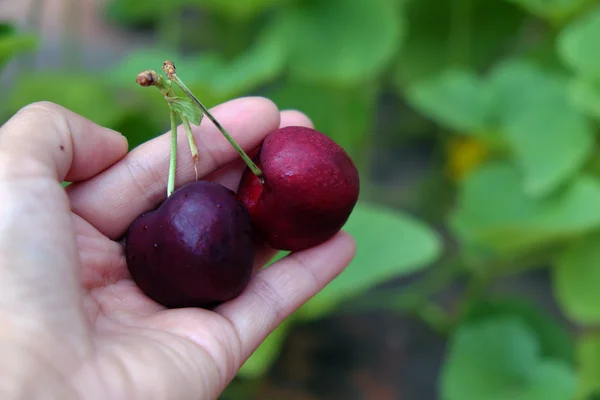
[181,115,200,181]
[168,108,178,197]
[162,60,264,183]
[137,69,202,195]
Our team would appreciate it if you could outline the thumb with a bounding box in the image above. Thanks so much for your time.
[0,101,127,359]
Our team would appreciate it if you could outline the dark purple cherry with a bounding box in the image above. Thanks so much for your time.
[125,180,255,308]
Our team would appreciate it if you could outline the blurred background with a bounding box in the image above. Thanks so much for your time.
[2,0,600,398]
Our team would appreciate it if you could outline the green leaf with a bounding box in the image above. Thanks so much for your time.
[7,73,123,127]
[296,202,442,320]
[463,297,574,363]
[405,69,492,133]
[503,105,593,196]
[268,80,376,164]
[488,60,594,196]
[552,231,600,325]
[574,334,600,399]
[394,0,524,85]
[507,0,591,22]
[237,317,293,378]
[170,97,203,126]
[441,317,577,400]
[277,0,404,84]
[0,23,37,68]
[558,5,600,78]
[568,76,600,120]
[450,161,600,255]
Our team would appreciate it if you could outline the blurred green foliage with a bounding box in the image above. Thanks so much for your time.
[0,22,37,69]
[441,316,577,400]
[4,0,600,398]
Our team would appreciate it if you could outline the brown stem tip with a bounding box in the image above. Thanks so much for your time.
[136,70,160,87]
[163,60,176,79]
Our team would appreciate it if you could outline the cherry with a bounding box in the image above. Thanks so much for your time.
[124,181,255,308]
[237,126,360,252]
[123,61,360,310]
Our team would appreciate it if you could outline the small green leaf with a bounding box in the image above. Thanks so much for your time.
[568,76,600,120]
[277,0,404,84]
[170,97,203,126]
[463,297,574,363]
[558,6,600,79]
[296,202,442,320]
[237,317,293,378]
[487,60,551,123]
[441,316,577,400]
[405,69,492,133]
[574,333,600,399]
[450,161,600,255]
[488,60,594,196]
[552,231,600,325]
[503,105,593,196]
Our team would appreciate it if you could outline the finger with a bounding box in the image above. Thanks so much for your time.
[0,101,128,182]
[67,97,281,239]
[279,109,314,130]
[71,213,128,290]
[0,101,127,352]
[215,231,356,360]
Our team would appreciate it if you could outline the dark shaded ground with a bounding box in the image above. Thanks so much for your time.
[251,312,447,400]
[232,266,569,400]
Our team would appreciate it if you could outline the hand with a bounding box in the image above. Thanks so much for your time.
[0,98,356,400]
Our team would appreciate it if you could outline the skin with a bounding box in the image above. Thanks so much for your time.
[0,98,356,400]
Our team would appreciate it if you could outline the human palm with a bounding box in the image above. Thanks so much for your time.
[0,98,355,400]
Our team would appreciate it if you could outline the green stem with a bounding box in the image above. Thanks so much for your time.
[181,115,200,181]
[163,61,264,182]
[168,108,178,197]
